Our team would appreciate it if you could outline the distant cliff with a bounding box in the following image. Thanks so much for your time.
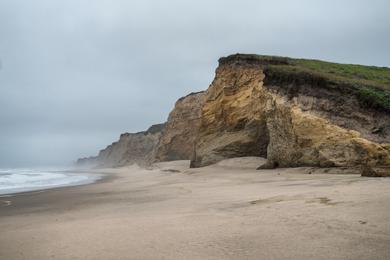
[76,90,206,167]
[77,54,390,174]
[77,124,165,167]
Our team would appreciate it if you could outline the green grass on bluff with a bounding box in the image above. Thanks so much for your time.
[274,59,390,111]
[294,59,390,88]
[221,54,390,111]
[269,56,390,112]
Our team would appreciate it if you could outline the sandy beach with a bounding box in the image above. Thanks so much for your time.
[1,157,389,260]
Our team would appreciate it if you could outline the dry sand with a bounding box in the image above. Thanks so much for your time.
[0,157,389,260]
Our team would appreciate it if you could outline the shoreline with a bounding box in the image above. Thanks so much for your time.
[0,168,118,217]
[0,169,108,197]
[1,159,390,260]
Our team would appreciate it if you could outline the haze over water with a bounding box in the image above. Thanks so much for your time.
[0,168,100,195]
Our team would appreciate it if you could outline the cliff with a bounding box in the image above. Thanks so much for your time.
[78,53,390,174]
[76,90,206,167]
[77,123,165,167]
[154,91,206,161]
[190,54,390,169]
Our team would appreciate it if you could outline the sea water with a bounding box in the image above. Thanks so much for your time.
[0,168,101,195]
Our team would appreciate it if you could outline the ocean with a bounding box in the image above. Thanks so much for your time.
[0,168,101,195]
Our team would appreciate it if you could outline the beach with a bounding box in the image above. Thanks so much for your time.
[1,158,389,260]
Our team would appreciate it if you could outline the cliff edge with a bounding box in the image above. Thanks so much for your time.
[191,54,390,169]
[78,53,390,174]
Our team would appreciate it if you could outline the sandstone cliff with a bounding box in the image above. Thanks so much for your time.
[76,90,207,168]
[190,54,390,169]
[154,91,206,161]
[77,123,165,167]
[78,54,390,173]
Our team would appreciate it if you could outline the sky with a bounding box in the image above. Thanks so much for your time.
[0,0,389,167]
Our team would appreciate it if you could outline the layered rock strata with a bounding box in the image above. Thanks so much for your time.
[190,54,390,168]
[78,54,390,172]
[154,91,206,161]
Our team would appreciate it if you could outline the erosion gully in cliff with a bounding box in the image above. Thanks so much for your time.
[78,54,390,176]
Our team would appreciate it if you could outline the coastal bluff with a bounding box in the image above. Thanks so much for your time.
[76,124,165,167]
[77,54,390,175]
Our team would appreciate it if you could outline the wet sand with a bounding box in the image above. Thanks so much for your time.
[1,158,389,260]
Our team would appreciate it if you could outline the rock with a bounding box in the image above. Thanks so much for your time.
[77,123,165,167]
[154,91,206,161]
[191,54,390,168]
[265,107,390,168]
[257,161,278,169]
[190,59,269,167]
[78,53,390,172]
[361,165,390,177]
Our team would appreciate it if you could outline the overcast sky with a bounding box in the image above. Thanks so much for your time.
[0,0,389,167]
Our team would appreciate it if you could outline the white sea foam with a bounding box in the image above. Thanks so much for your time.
[0,168,101,195]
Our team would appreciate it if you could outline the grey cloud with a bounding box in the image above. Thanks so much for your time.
[0,0,389,167]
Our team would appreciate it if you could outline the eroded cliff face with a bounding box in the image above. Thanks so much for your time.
[191,55,390,168]
[190,62,269,167]
[265,105,390,168]
[76,90,207,168]
[78,54,390,171]
[154,91,206,161]
[77,124,165,167]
